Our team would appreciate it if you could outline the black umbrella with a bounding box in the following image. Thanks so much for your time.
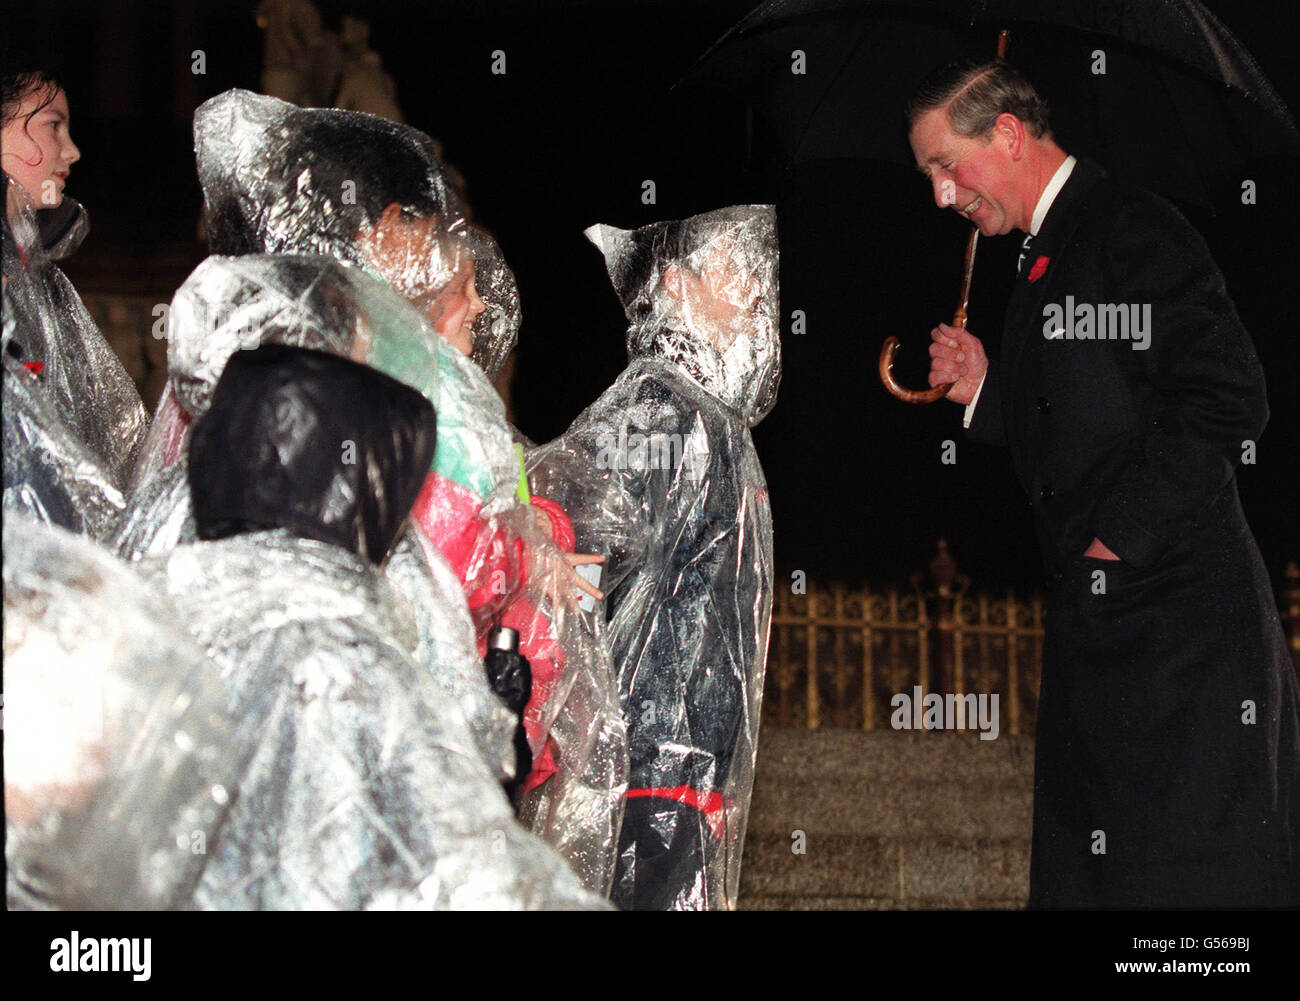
[681,0,1300,401]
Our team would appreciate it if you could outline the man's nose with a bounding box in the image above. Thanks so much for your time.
[930,174,951,209]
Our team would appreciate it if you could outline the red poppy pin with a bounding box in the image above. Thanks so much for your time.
[1027,255,1050,283]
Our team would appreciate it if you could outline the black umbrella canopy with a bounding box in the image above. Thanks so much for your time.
[683,0,1300,209]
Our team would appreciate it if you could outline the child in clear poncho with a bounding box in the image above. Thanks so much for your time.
[2,68,147,536]
[151,343,602,909]
[120,89,626,895]
[527,206,781,910]
[5,514,237,910]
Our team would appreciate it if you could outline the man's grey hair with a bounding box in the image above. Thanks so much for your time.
[906,59,1051,140]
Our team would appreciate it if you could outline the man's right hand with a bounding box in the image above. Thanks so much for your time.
[929,323,988,406]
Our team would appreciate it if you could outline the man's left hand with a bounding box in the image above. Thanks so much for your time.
[1084,537,1120,560]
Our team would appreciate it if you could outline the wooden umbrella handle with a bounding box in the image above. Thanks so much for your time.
[880,225,980,403]
[880,30,1004,405]
[878,337,951,403]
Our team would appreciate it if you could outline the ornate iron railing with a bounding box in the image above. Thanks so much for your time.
[765,545,1300,734]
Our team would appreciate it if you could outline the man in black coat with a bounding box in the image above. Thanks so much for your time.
[912,60,1300,907]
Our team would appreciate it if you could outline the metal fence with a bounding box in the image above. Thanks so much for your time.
[764,543,1300,734]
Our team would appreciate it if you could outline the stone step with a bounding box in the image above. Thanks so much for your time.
[736,727,1035,908]
[744,728,1035,840]
[738,832,1030,906]
[739,895,1024,910]
[747,775,1033,840]
[751,728,1036,785]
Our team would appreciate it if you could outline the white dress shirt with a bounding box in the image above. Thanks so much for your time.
[962,155,1077,427]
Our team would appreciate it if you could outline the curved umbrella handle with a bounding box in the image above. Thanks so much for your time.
[879,337,952,403]
[879,225,981,405]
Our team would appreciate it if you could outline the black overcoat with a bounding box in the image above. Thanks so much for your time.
[967,158,1300,907]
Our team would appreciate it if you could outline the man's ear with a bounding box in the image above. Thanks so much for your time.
[994,112,1027,159]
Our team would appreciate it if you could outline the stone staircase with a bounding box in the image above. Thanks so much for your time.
[737,728,1035,909]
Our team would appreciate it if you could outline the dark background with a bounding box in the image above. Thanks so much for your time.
[11,0,1300,593]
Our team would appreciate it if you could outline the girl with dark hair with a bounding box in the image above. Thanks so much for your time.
[2,68,148,534]
[2,68,78,212]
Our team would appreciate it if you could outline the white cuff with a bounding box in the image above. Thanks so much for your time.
[962,371,988,429]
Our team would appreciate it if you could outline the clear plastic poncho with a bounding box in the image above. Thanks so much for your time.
[464,225,521,381]
[526,205,781,909]
[146,343,604,909]
[443,226,629,896]
[3,346,126,539]
[5,515,242,909]
[114,253,518,783]
[193,88,466,315]
[2,175,146,534]
[430,227,626,896]
[154,532,603,909]
[191,88,517,382]
[400,260,626,895]
[119,253,439,552]
[181,91,627,896]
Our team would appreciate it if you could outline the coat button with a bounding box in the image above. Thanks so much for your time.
[1036,396,1051,414]
[1039,484,1054,502]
